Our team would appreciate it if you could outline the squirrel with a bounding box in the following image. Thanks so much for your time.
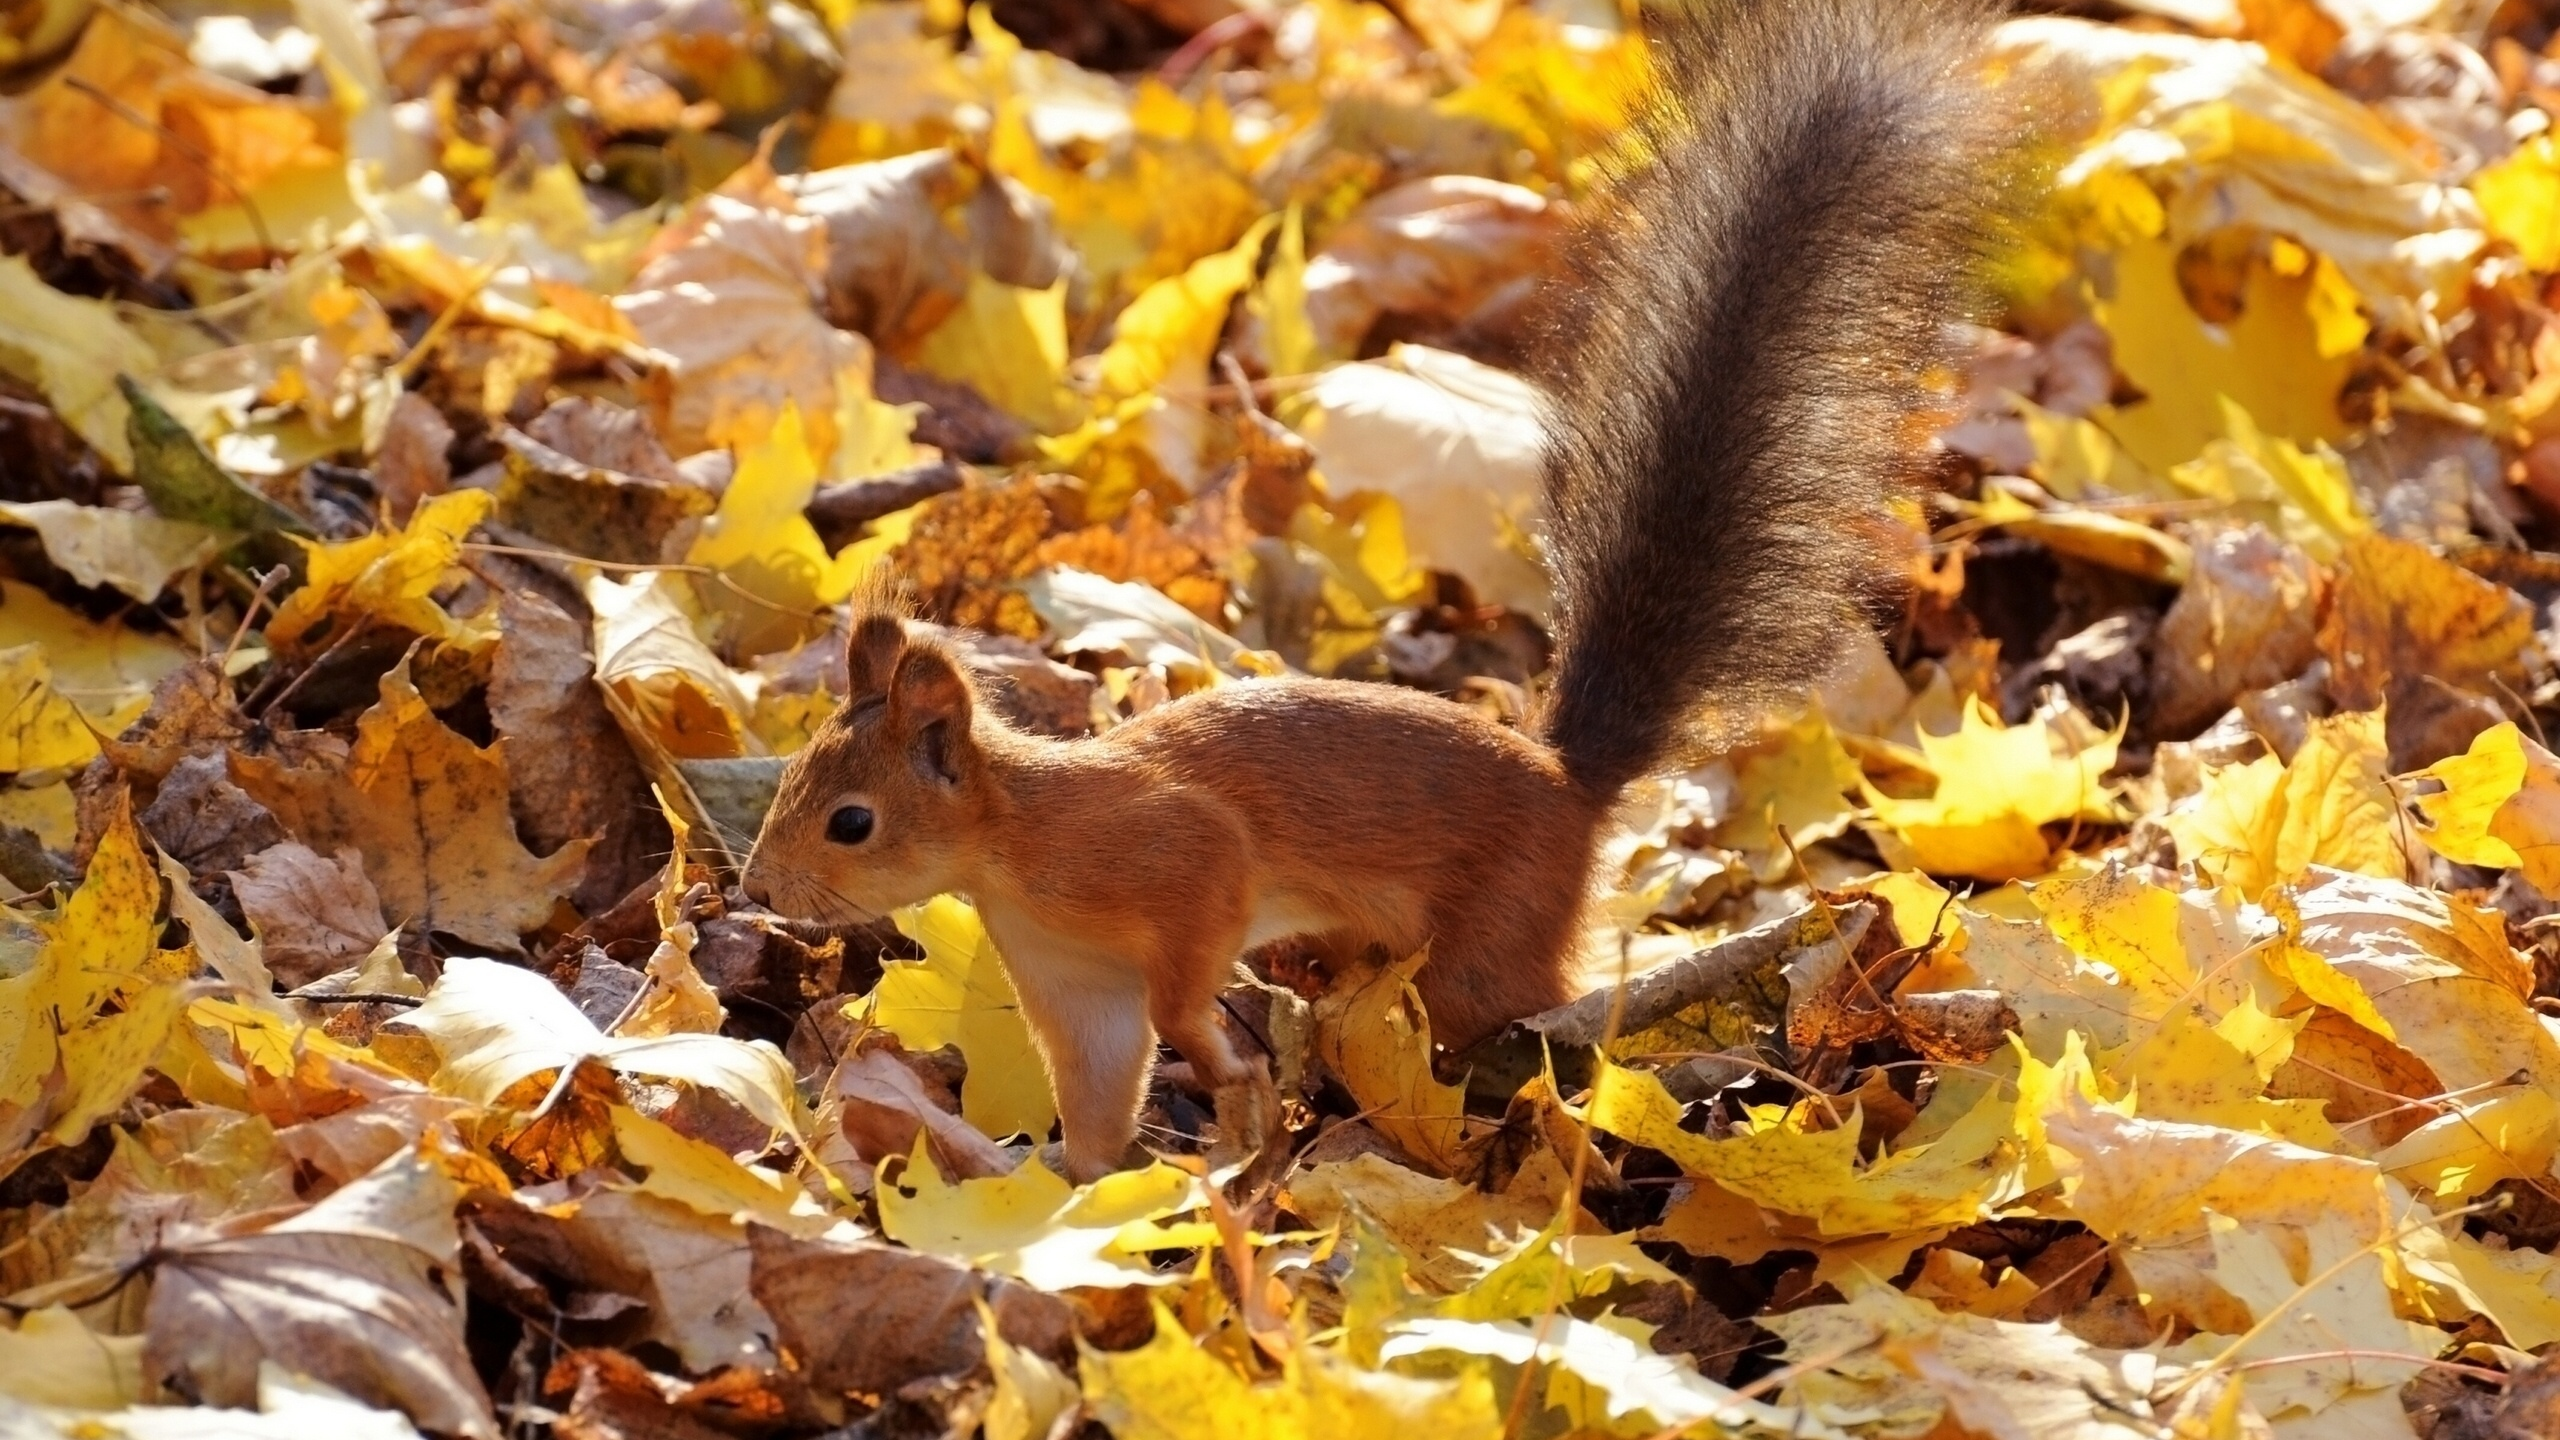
[743,0,2026,1183]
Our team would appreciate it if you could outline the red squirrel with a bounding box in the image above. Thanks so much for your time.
[744,0,2024,1182]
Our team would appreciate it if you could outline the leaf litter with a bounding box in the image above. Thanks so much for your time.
[1,1,2559,1438]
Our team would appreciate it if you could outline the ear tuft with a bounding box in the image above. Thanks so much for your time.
[845,613,907,700]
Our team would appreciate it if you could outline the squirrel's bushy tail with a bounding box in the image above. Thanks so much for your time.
[1535,0,2022,798]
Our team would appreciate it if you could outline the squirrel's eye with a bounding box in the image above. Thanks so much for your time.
[825,805,875,845]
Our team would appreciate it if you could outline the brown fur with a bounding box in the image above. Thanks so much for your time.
[746,0,2028,1180]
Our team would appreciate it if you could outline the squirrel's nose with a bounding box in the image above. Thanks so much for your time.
[740,871,772,908]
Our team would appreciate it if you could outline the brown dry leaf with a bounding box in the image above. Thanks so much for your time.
[2148,525,2322,736]
[1283,1152,1554,1291]
[489,590,665,913]
[786,149,1069,353]
[494,404,717,567]
[142,1147,495,1439]
[616,185,870,461]
[827,1036,1017,1181]
[229,841,392,990]
[472,1185,775,1374]
[746,1224,1077,1397]
[230,657,590,950]
[374,392,455,524]
[1295,176,1568,361]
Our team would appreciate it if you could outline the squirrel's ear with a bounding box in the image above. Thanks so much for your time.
[890,645,973,785]
[845,613,907,699]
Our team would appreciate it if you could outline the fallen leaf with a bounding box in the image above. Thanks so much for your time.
[404,954,806,1139]
[1585,1060,2022,1239]
[1295,345,1549,615]
[0,1305,146,1409]
[0,7,342,271]
[142,1147,495,1439]
[488,590,663,913]
[617,189,871,460]
[876,1144,1204,1289]
[228,841,391,990]
[2162,708,2407,894]
[263,490,496,653]
[1082,1301,1503,1440]
[2320,532,2532,724]
[0,259,161,473]
[858,895,1056,1143]
[0,501,223,603]
[747,1224,1077,1397]
[1863,696,2123,881]
[1312,952,1470,1174]
[230,657,589,950]
[1282,1153,1552,1292]
[2414,721,2560,893]
[2474,133,2559,272]
[827,1037,1017,1181]
[0,797,188,1160]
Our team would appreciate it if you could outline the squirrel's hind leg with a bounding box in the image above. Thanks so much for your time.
[1411,885,1584,1052]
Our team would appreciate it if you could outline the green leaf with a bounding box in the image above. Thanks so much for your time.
[117,375,313,538]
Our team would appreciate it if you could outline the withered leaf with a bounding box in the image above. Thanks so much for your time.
[230,658,590,950]
[490,590,667,913]
[230,841,392,990]
[746,1224,1075,1397]
[143,1149,494,1439]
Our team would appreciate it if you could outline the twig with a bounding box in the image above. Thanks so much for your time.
[250,616,371,719]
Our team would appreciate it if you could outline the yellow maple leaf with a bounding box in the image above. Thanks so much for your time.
[1719,706,1864,860]
[1081,1301,1503,1440]
[2403,1224,2560,1352]
[2166,396,2367,562]
[1862,696,2122,881]
[857,895,1057,1143]
[982,17,1265,307]
[0,798,188,1158]
[0,581,188,737]
[1312,951,1470,1173]
[0,644,105,775]
[685,403,861,655]
[2474,133,2560,273]
[1057,212,1280,511]
[909,271,1071,432]
[229,657,591,950]
[1584,1060,2021,1238]
[2094,232,2356,473]
[2376,1086,2559,1202]
[265,489,496,651]
[876,1141,1203,1290]
[2163,707,2406,895]
[2099,996,2335,1148]
[2414,721,2560,893]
